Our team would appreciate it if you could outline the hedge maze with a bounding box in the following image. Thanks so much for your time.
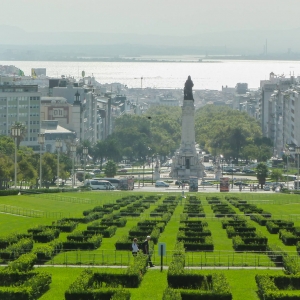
[3,192,300,299]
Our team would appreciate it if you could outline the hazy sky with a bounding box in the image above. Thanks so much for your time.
[2,0,300,35]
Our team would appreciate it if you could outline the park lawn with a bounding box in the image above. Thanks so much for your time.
[0,213,45,235]
[259,203,300,222]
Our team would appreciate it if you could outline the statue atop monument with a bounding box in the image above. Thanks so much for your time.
[184,75,194,100]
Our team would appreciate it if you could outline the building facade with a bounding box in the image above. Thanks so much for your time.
[0,85,41,149]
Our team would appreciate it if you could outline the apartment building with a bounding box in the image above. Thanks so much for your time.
[0,85,41,150]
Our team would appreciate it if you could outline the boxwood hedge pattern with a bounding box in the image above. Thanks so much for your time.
[256,274,300,300]
[115,195,177,250]
[178,197,213,251]
[0,253,52,300]
[65,252,147,300]
[165,242,232,299]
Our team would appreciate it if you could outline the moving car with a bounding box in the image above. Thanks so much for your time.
[155,181,170,188]
[84,180,115,190]
[200,181,213,186]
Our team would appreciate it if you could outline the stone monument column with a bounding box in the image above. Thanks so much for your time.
[170,76,204,180]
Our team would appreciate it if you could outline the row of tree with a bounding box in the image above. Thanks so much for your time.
[0,135,72,187]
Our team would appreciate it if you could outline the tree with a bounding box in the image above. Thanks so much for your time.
[0,135,15,155]
[270,169,283,182]
[194,105,270,162]
[104,160,117,177]
[256,163,269,188]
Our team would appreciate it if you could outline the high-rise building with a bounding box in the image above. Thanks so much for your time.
[0,85,41,150]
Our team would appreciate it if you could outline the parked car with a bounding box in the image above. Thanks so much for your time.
[119,169,128,173]
[234,181,248,186]
[263,185,271,191]
[242,169,256,174]
[155,181,170,188]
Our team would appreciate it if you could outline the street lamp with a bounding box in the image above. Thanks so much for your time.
[55,139,62,188]
[38,133,45,189]
[296,147,300,190]
[83,147,88,183]
[70,143,77,189]
[11,126,21,188]
[152,155,154,185]
[286,149,290,189]
[231,157,234,188]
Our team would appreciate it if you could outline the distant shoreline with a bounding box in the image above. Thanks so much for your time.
[0,56,299,62]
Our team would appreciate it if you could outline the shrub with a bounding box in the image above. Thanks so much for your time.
[0,190,19,196]
[163,288,182,300]
[256,274,300,300]
[0,238,33,260]
[34,240,63,262]
[7,253,37,272]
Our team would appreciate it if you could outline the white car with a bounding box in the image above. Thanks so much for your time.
[155,181,169,188]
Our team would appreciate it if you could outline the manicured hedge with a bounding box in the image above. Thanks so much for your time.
[83,226,117,238]
[0,253,51,300]
[232,235,268,252]
[250,214,268,226]
[266,220,294,234]
[34,240,63,263]
[0,233,32,249]
[32,228,60,243]
[65,253,147,299]
[0,190,19,196]
[0,272,52,300]
[0,238,33,260]
[48,221,77,232]
[279,229,300,246]
[256,274,300,300]
[63,235,102,250]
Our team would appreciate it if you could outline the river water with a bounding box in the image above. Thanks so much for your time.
[1,59,300,90]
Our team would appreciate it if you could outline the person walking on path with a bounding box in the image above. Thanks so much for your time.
[142,235,155,267]
[132,238,139,256]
